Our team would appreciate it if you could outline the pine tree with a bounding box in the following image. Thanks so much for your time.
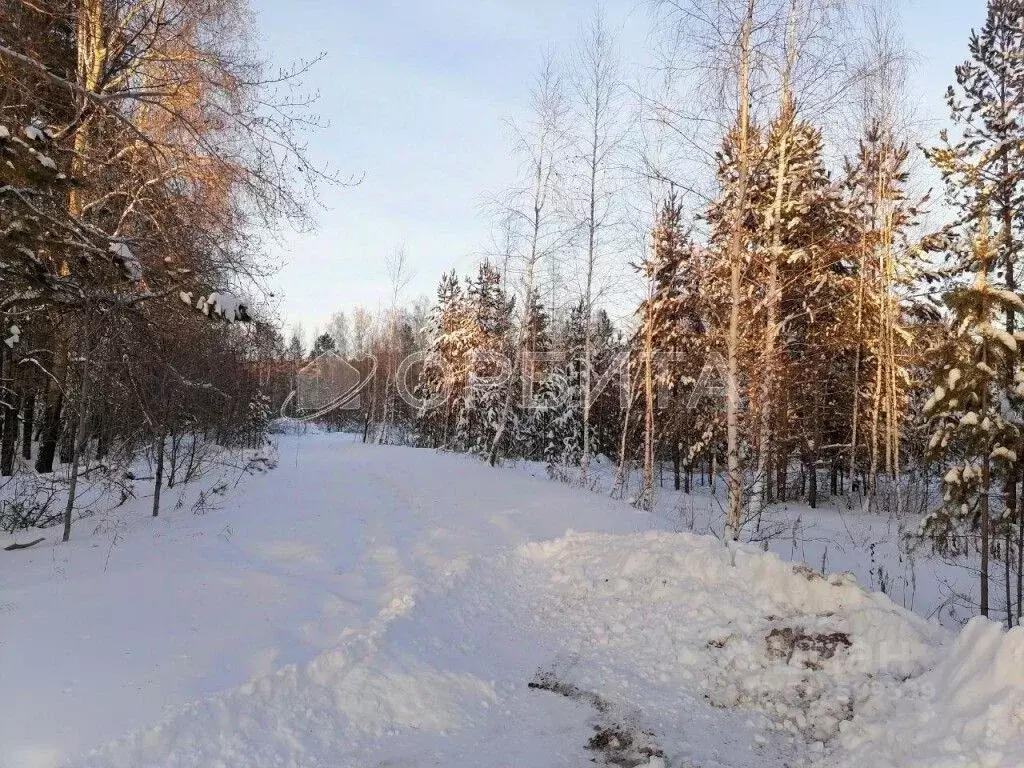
[588,309,625,460]
[634,192,705,507]
[923,216,1024,619]
[777,124,860,508]
[454,263,515,457]
[844,120,925,496]
[416,271,470,448]
[537,302,586,469]
[704,111,857,514]
[310,332,337,359]
[520,294,555,461]
[541,374,582,470]
[770,119,854,510]
[649,194,709,494]
[286,330,305,362]
[927,0,1024,268]
[924,0,1024,624]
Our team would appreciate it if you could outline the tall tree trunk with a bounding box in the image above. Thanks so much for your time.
[59,428,74,464]
[750,0,798,527]
[62,355,92,543]
[980,284,991,618]
[362,386,375,444]
[980,452,991,618]
[777,456,787,503]
[21,390,34,461]
[725,0,756,540]
[1,388,20,477]
[93,417,105,461]
[639,294,656,510]
[0,348,16,476]
[576,13,618,485]
[36,380,63,474]
[580,159,596,482]
[849,243,866,491]
[611,371,637,499]
[1000,147,1017,627]
[879,160,902,504]
[1005,527,1013,628]
[488,374,516,468]
[1016,492,1023,625]
[152,431,165,518]
[168,431,180,488]
[867,350,883,495]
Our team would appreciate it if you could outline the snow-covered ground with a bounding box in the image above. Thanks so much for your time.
[2,434,1022,768]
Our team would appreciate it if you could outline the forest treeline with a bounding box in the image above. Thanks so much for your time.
[296,0,1024,627]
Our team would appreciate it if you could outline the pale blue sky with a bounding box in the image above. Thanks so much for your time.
[250,0,983,340]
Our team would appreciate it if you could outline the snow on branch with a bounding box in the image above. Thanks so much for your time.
[109,242,143,282]
[179,291,251,323]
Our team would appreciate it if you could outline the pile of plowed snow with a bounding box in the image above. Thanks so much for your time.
[508,531,1022,767]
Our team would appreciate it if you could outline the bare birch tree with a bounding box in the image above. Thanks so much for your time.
[377,246,414,444]
[567,9,630,483]
[721,0,758,539]
[1,0,335,538]
[488,54,570,466]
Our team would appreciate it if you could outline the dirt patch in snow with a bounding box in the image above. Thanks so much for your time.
[586,723,665,767]
[704,623,860,742]
[765,627,852,670]
[528,670,611,714]
[528,670,666,767]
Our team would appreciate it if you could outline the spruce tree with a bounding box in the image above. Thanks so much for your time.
[454,263,515,457]
[635,193,707,500]
[286,331,305,362]
[310,332,337,359]
[416,270,469,448]
[923,217,1024,619]
[924,0,1024,623]
[538,302,586,469]
[768,118,853,509]
[843,120,925,495]
[588,309,625,460]
[521,294,554,461]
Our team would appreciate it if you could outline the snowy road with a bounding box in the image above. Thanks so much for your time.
[2,436,660,767]
[3,435,1023,768]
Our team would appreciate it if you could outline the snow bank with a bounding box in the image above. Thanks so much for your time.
[79,624,497,768]
[514,532,943,748]
[832,617,1024,768]
[514,531,1024,767]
